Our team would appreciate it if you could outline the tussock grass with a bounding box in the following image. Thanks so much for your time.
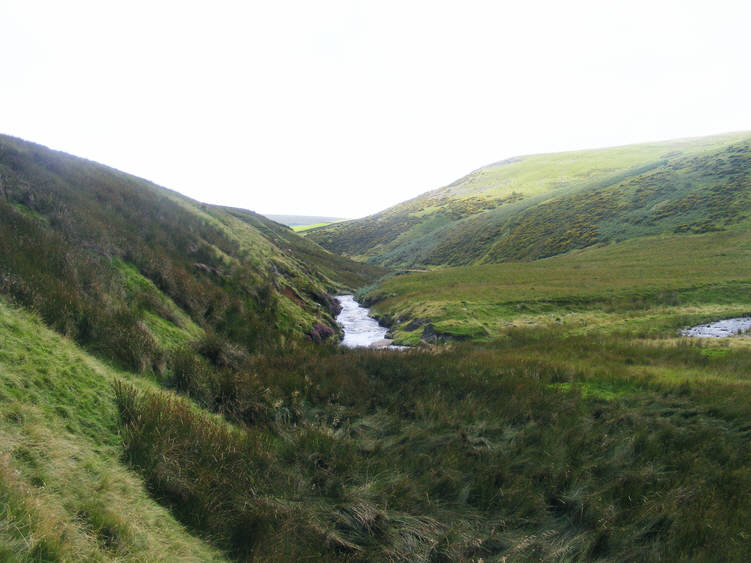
[112,332,751,561]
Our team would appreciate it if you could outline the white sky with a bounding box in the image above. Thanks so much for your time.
[2,1,750,219]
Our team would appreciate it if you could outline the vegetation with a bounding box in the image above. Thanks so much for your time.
[112,328,751,561]
[307,132,751,267]
[7,271,751,560]
[0,134,383,375]
[4,131,751,561]
[0,298,223,561]
[362,228,751,345]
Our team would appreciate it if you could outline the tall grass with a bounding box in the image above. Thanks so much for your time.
[0,298,224,561]
[114,333,751,560]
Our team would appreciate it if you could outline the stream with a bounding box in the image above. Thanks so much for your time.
[335,295,399,349]
[682,317,751,338]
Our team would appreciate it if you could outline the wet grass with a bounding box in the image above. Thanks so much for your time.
[110,328,751,561]
[364,229,751,344]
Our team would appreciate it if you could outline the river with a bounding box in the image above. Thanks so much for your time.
[335,295,398,348]
[682,317,751,338]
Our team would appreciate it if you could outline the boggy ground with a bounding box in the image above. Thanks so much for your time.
[361,228,751,346]
[114,327,751,561]
[4,278,751,560]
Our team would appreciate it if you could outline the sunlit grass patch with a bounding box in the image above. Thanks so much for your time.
[549,381,629,401]
[0,298,225,561]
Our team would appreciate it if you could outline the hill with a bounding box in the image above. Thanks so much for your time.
[307,132,751,267]
[0,134,384,374]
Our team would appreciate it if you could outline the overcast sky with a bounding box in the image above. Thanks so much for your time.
[2,1,750,219]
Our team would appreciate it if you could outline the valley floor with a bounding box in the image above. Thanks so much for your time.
[363,229,751,346]
[5,285,751,560]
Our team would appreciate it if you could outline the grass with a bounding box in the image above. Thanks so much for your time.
[0,298,224,561]
[6,224,751,561]
[364,229,751,344]
[108,328,751,561]
[308,131,751,267]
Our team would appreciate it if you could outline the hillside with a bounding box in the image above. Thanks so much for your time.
[0,297,225,560]
[0,134,384,374]
[307,132,751,267]
[5,133,751,560]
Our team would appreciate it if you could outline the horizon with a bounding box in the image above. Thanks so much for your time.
[2,1,750,218]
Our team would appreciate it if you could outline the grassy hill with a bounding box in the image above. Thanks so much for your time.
[0,134,384,374]
[307,132,751,267]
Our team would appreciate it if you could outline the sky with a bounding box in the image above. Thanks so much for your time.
[1,1,750,219]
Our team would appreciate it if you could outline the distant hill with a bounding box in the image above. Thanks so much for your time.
[264,214,346,226]
[0,134,384,372]
[307,132,751,267]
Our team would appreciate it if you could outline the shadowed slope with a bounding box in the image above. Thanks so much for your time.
[0,134,382,373]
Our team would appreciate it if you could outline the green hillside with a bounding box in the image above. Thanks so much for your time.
[307,132,751,267]
[0,134,384,373]
[0,297,225,560]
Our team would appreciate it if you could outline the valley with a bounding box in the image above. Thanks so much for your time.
[2,132,751,561]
